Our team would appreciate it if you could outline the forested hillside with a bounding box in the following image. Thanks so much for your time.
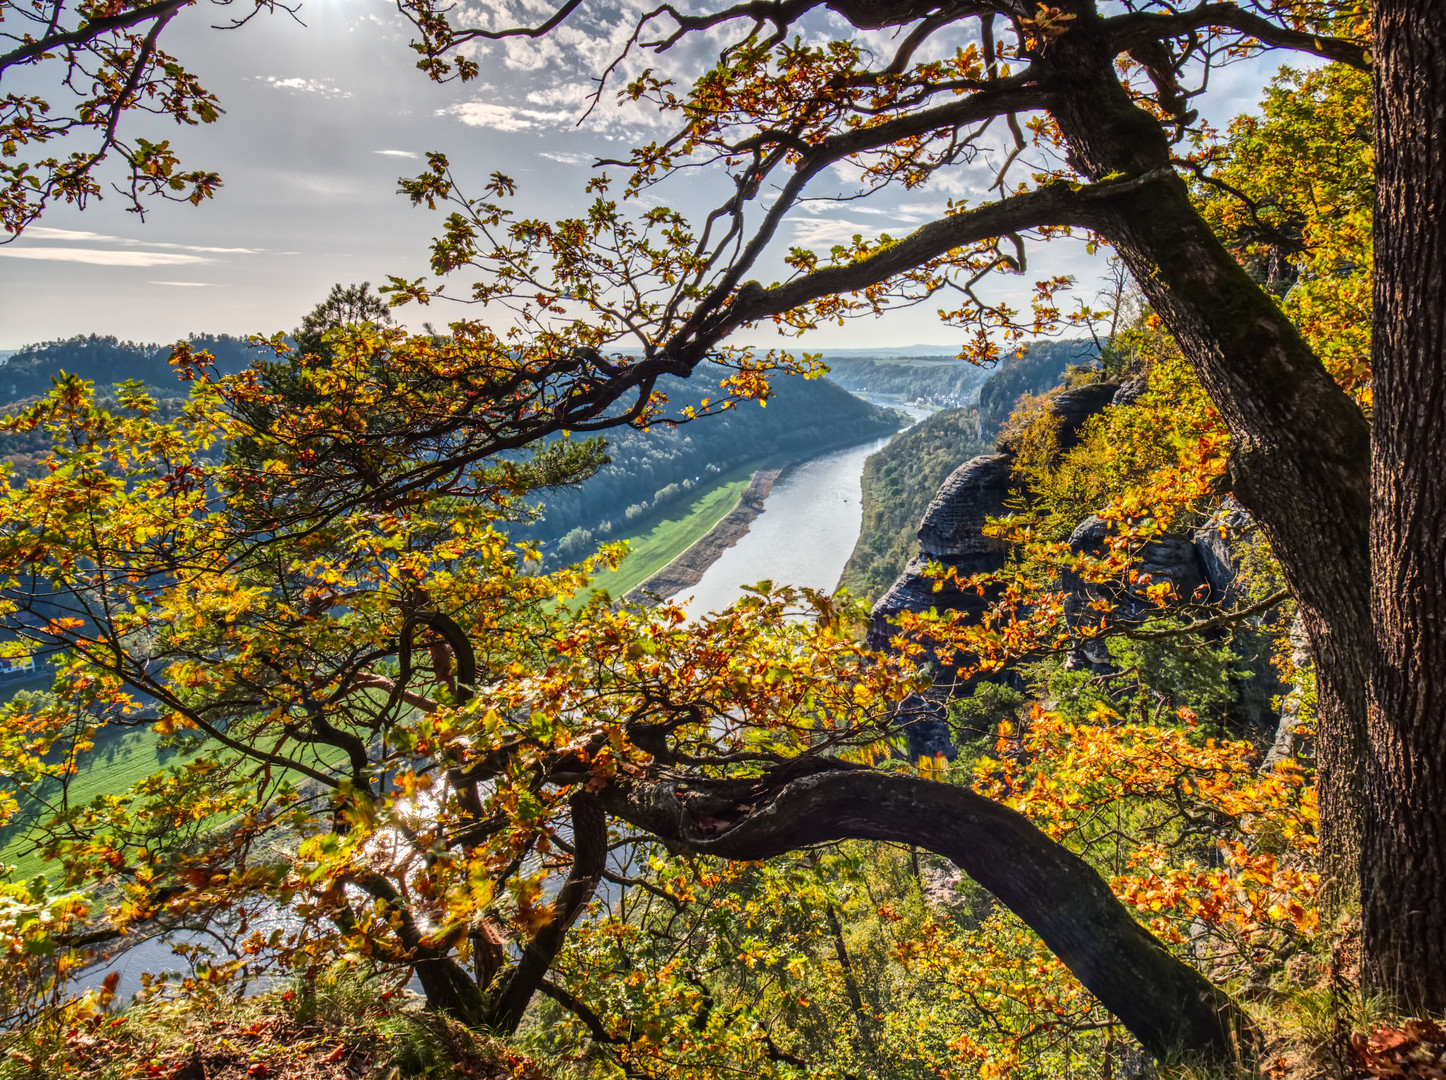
[527,368,902,555]
[977,339,1098,437]
[837,338,1098,603]
[0,334,260,403]
[838,406,992,600]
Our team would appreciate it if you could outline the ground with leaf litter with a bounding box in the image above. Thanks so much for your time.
[30,1010,553,1080]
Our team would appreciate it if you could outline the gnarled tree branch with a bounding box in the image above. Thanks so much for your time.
[597,763,1255,1066]
[1104,3,1371,72]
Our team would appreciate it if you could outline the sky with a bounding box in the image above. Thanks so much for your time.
[0,0,1287,352]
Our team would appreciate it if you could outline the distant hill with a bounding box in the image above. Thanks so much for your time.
[0,334,260,404]
[767,340,1098,412]
[977,339,1098,438]
[820,355,988,407]
[804,344,981,358]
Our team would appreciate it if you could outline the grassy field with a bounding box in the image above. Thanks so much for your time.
[571,464,758,605]
[0,720,180,881]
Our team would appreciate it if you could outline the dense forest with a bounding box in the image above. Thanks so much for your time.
[5,2,1445,1080]
[0,338,901,526]
[0,334,261,403]
[838,406,992,601]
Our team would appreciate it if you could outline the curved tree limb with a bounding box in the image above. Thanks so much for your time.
[675,168,1171,356]
[449,0,586,41]
[596,763,1255,1066]
[1104,3,1371,72]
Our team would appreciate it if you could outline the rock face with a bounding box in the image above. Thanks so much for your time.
[869,453,1013,653]
[869,375,1291,756]
[1111,375,1149,408]
[915,453,1014,558]
[870,383,1120,756]
[1061,514,1209,673]
[871,384,1121,656]
[1065,515,1207,613]
[1193,498,1252,604]
[1042,381,1122,453]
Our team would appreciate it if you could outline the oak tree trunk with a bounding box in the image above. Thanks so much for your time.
[1365,0,1446,1012]
[1041,8,1374,903]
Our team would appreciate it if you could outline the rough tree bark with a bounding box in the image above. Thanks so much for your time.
[597,762,1256,1067]
[1365,0,1446,1012]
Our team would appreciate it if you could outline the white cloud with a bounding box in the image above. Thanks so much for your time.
[789,216,909,248]
[503,34,562,71]
[525,83,592,108]
[0,249,211,267]
[24,227,110,241]
[254,75,354,99]
[373,149,419,158]
[436,101,555,132]
[160,242,260,254]
[149,280,223,287]
[538,150,594,166]
[11,226,259,255]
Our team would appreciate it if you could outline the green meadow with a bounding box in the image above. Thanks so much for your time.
[568,462,761,606]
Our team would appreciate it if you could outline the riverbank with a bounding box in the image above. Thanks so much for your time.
[566,467,757,606]
[572,413,909,608]
[623,467,782,605]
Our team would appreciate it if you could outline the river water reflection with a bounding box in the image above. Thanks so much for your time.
[669,403,930,617]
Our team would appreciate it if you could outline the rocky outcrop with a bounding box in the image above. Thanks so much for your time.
[915,453,1015,558]
[868,453,1013,653]
[1029,381,1120,453]
[870,375,1291,754]
[1193,498,1252,604]
[1110,375,1148,408]
[1061,514,1209,673]
[870,383,1120,756]
[870,383,1121,656]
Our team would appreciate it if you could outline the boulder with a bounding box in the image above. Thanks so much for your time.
[1066,514,1206,616]
[1050,381,1122,452]
[1111,375,1149,408]
[916,454,1014,559]
[1193,498,1252,604]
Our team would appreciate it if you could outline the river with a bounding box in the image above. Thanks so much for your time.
[669,403,931,617]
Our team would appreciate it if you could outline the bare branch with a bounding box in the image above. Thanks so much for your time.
[1105,3,1370,71]
[0,0,187,71]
